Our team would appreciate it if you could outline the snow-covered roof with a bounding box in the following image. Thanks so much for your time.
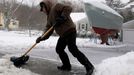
[70,12,86,22]
[123,20,134,29]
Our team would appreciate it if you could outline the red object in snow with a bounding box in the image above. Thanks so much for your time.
[92,27,116,35]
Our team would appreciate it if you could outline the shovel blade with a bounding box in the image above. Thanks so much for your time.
[10,55,29,67]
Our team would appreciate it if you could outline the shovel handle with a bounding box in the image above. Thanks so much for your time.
[23,43,37,56]
[22,26,54,56]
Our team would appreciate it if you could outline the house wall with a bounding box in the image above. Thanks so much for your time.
[0,12,5,29]
[75,17,92,37]
[123,29,134,44]
[0,12,19,30]
[70,12,93,37]
[8,19,19,30]
[122,28,134,51]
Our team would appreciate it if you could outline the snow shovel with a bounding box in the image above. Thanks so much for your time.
[10,25,54,67]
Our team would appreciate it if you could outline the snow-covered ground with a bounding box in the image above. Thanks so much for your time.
[0,30,134,75]
[0,56,39,75]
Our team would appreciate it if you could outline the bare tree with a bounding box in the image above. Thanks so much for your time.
[26,0,36,37]
[0,0,24,31]
[105,0,124,10]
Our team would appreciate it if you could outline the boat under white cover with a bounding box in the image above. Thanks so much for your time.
[84,1,123,29]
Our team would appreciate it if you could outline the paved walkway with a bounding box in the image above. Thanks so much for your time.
[22,57,86,75]
[0,53,86,75]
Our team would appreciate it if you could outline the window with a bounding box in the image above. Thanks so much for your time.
[13,21,17,25]
[81,23,86,30]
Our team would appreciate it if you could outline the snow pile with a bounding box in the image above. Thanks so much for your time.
[0,55,39,75]
[0,30,124,51]
[95,51,134,75]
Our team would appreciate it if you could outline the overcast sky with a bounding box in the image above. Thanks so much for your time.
[17,0,130,6]
[83,0,130,3]
[17,0,41,6]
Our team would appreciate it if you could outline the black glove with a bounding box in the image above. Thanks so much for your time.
[55,15,67,26]
[36,36,47,43]
[36,37,42,43]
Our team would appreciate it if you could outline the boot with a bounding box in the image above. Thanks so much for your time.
[57,65,71,71]
[86,67,94,75]
[85,63,94,75]
[57,52,71,71]
[106,42,110,45]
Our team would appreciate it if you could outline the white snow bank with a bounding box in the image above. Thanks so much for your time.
[95,51,134,75]
[0,54,40,75]
[0,30,124,48]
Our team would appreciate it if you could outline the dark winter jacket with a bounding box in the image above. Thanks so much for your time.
[42,1,76,38]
